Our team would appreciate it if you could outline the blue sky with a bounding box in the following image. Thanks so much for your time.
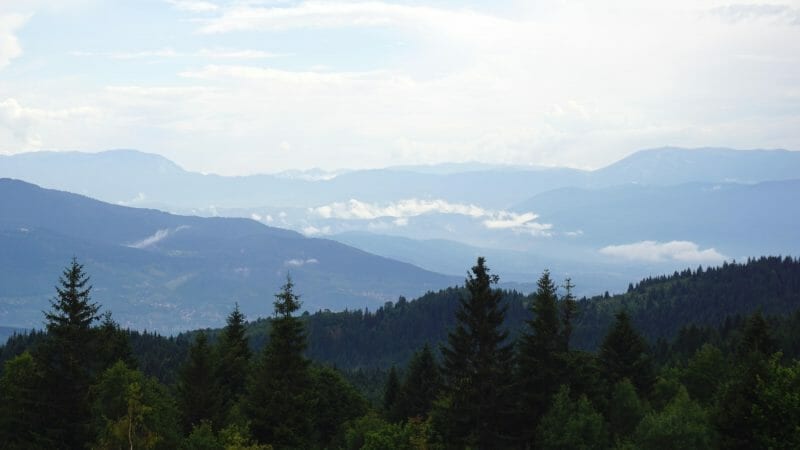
[1,0,799,174]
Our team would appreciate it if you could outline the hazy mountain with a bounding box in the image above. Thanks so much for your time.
[330,232,641,297]
[0,179,458,332]
[594,146,800,186]
[514,179,800,257]
[2,147,798,213]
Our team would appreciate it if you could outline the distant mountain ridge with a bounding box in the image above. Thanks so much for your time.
[0,179,458,332]
[2,147,798,210]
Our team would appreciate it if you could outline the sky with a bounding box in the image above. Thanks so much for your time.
[0,0,798,175]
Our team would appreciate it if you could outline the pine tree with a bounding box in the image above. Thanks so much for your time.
[215,303,251,422]
[560,278,577,350]
[246,276,313,447]
[36,258,102,447]
[0,352,50,448]
[397,344,441,420]
[599,311,656,397]
[177,332,222,432]
[437,257,516,448]
[383,366,401,422]
[517,270,564,443]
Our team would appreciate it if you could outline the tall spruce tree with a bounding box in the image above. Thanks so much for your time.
[383,366,402,422]
[599,311,655,397]
[36,258,102,447]
[517,269,565,444]
[176,331,222,432]
[246,276,313,447]
[560,278,577,351]
[437,257,516,449]
[397,344,441,420]
[215,303,251,421]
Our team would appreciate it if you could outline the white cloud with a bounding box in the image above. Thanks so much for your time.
[312,198,486,220]
[284,257,319,267]
[0,98,100,148]
[0,13,28,70]
[166,0,219,13]
[482,212,553,237]
[197,1,502,35]
[302,225,331,236]
[71,48,281,60]
[599,240,727,263]
[117,192,147,206]
[311,198,551,235]
[708,4,800,25]
[2,1,800,174]
[128,226,188,249]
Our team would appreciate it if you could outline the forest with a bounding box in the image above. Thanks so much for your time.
[1,256,800,449]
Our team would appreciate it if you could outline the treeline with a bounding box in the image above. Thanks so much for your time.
[2,256,800,448]
[373,258,800,448]
[0,260,366,449]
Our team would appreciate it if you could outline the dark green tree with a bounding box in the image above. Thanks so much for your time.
[397,344,441,420]
[0,352,50,449]
[383,366,401,422]
[90,361,181,449]
[246,276,313,447]
[560,278,577,350]
[599,311,655,397]
[517,269,564,442]
[310,365,368,447]
[680,344,728,405]
[436,257,516,448]
[215,303,251,422]
[177,332,222,432]
[607,378,645,441]
[633,386,715,450]
[535,385,608,450]
[737,310,777,358]
[716,313,782,449]
[36,258,102,447]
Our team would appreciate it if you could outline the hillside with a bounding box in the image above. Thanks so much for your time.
[0,179,457,331]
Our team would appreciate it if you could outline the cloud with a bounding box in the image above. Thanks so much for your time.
[128,226,188,249]
[302,225,331,236]
[71,48,281,60]
[197,1,504,35]
[708,4,800,25]
[482,212,553,236]
[166,0,219,13]
[311,198,551,235]
[3,1,800,174]
[0,13,28,70]
[600,240,727,263]
[0,98,100,148]
[284,258,319,267]
[312,198,486,220]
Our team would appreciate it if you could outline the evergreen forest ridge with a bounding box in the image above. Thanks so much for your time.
[2,256,800,448]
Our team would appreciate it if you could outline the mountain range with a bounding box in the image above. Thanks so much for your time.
[0,146,798,330]
[0,179,456,332]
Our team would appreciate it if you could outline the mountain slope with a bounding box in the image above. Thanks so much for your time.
[0,179,458,332]
[514,179,800,257]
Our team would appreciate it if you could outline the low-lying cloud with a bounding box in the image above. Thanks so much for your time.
[284,258,319,267]
[128,225,188,249]
[600,240,727,263]
[311,198,551,236]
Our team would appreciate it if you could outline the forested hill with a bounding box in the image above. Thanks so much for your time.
[228,256,800,369]
[573,256,800,349]
[2,256,799,374]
